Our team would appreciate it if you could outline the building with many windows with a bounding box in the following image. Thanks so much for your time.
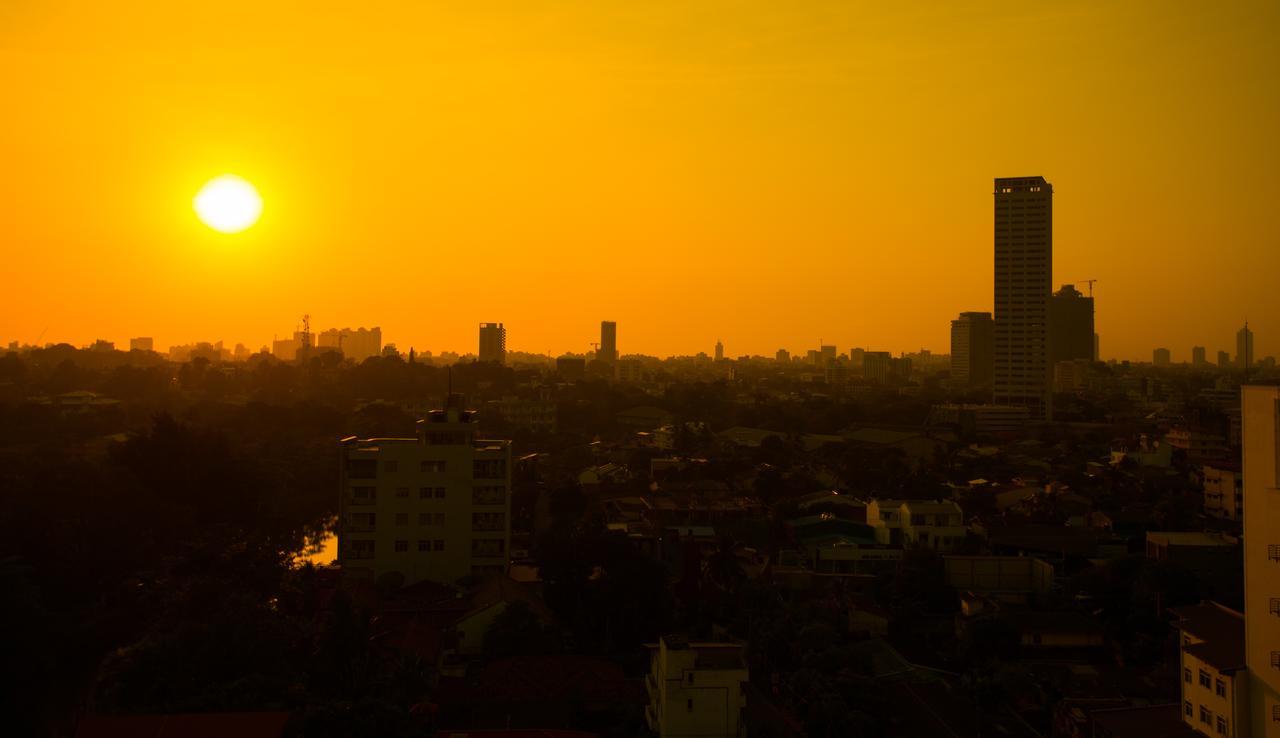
[951,311,994,387]
[600,320,618,363]
[1244,384,1280,736]
[338,395,512,586]
[993,176,1053,419]
[1171,602,1246,737]
[478,322,506,364]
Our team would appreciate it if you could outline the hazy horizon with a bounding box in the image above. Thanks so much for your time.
[3,1,1277,361]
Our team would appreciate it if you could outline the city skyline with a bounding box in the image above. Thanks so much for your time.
[2,3,1277,360]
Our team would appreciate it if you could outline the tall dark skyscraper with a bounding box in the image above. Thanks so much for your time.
[1049,284,1094,363]
[600,320,617,363]
[478,322,506,364]
[950,311,994,387]
[993,176,1052,419]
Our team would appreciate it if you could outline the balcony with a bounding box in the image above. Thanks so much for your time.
[1269,544,1280,562]
[1272,652,1280,669]
[1271,598,1280,616]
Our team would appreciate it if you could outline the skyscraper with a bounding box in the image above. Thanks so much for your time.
[1192,346,1207,367]
[1241,385,1280,733]
[599,321,618,363]
[950,312,994,387]
[478,323,506,364]
[1237,322,1254,370]
[1049,284,1094,363]
[714,340,724,362]
[1153,347,1171,367]
[993,176,1052,419]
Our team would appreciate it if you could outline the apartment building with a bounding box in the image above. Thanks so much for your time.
[867,498,966,552]
[1172,602,1247,737]
[645,636,748,738]
[338,395,512,586]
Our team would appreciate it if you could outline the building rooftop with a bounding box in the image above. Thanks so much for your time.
[1146,531,1236,548]
[1170,602,1245,672]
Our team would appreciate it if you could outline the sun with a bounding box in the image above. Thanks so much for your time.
[194,174,263,233]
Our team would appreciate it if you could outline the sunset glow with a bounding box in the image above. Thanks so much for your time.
[193,175,262,234]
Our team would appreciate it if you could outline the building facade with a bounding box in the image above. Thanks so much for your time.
[1238,324,1255,370]
[1049,284,1094,363]
[994,176,1053,419]
[600,321,618,363]
[317,326,382,362]
[338,396,512,587]
[951,311,994,387]
[645,636,748,738]
[478,323,506,365]
[1172,602,1247,737]
[129,336,154,352]
[1244,385,1280,736]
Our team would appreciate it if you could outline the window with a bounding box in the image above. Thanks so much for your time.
[394,513,408,526]
[1217,716,1227,734]
[1184,668,1192,683]
[420,460,446,473]
[433,540,444,551]
[419,486,445,499]
[686,698,693,711]
[394,540,408,553]
[384,460,398,473]
[910,514,925,525]
[688,673,695,684]
[473,512,506,532]
[1184,701,1192,717]
[395,486,409,498]
[474,459,506,479]
[1216,679,1226,697]
[347,459,377,479]
[1200,706,1211,725]
[351,486,377,505]
[1200,670,1211,688]
[418,540,430,552]
[473,486,506,505]
[472,538,505,557]
[419,512,430,525]
[350,540,375,560]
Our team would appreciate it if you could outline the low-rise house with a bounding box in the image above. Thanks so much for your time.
[868,498,966,551]
[1201,464,1243,522]
[1170,602,1246,737]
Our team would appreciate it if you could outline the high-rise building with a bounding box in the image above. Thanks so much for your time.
[819,345,837,367]
[714,340,724,362]
[775,348,790,363]
[1242,385,1280,734]
[478,323,506,364]
[950,312,994,387]
[129,337,154,352]
[1049,284,1094,363]
[1219,350,1233,369]
[1238,323,1255,370]
[863,351,892,383]
[599,321,618,363]
[1193,346,1208,367]
[849,348,865,368]
[1153,348,1171,367]
[993,176,1053,419]
[338,395,512,587]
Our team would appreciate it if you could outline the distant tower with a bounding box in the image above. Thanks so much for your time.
[599,321,618,363]
[714,340,724,362]
[951,312,994,387]
[994,176,1053,419]
[1050,285,1094,363]
[1237,321,1254,371]
[1192,346,1207,367]
[479,323,507,365]
[1153,348,1171,367]
[775,348,790,363]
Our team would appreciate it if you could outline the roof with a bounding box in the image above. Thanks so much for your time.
[1147,531,1236,548]
[462,575,553,623]
[1088,704,1200,738]
[1170,602,1245,672]
[844,427,925,446]
[75,713,291,738]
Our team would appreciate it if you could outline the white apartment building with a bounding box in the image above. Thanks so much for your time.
[1173,602,1247,737]
[645,636,748,738]
[338,396,512,586]
[1244,385,1280,736]
[867,498,966,552]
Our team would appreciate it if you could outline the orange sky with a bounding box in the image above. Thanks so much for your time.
[2,1,1277,360]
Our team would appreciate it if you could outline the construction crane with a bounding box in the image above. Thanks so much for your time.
[1068,279,1098,297]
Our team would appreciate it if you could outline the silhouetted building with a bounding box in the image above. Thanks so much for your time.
[555,356,586,380]
[775,348,790,363]
[714,340,724,362]
[950,311,994,387]
[1049,284,1094,363]
[478,323,506,365]
[317,326,382,362]
[599,320,617,363]
[1237,322,1254,370]
[994,176,1052,419]
[849,347,865,368]
[1193,346,1208,367]
[819,345,837,366]
[1219,350,1232,369]
[129,336,153,352]
[1153,347,1171,367]
[863,351,892,383]
[338,395,512,586]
